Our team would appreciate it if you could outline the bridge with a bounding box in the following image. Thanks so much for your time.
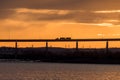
[1,38,120,53]
[1,38,120,42]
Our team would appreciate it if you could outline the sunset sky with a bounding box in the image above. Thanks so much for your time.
[1,0,120,47]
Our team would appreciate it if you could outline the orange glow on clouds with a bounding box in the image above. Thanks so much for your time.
[94,10,120,13]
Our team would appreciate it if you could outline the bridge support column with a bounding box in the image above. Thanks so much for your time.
[106,41,109,54]
[15,41,18,49]
[46,41,48,51]
[15,41,18,58]
[76,41,78,51]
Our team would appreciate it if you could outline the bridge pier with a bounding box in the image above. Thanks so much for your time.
[76,41,79,51]
[15,41,18,49]
[46,41,48,51]
[15,41,18,58]
[106,41,109,54]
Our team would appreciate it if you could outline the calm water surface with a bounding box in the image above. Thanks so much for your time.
[0,62,120,80]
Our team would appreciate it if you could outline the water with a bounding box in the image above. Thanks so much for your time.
[0,62,120,80]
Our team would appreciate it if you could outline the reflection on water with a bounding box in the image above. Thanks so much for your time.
[0,62,120,80]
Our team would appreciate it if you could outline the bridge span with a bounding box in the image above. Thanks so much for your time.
[0,38,120,42]
[0,38,120,53]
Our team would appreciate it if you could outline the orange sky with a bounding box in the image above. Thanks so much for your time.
[1,0,120,48]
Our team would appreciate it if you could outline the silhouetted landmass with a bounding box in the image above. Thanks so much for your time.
[1,47,120,64]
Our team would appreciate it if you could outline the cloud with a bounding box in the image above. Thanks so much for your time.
[0,0,120,10]
[0,9,15,19]
[0,0,120,26]
[94,10,120,13]
[1,8,120,28]
[1,8,120,26]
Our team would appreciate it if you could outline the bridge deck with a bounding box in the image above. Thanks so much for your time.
[0,38,120,42]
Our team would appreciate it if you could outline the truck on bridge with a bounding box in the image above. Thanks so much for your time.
[55,37,71,40]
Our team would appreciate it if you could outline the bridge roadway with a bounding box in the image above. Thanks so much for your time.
[0,38,120,42]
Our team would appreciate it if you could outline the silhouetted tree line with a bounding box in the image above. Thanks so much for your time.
[1,47,120,64]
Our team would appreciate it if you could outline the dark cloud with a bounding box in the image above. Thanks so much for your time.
[0,9,15,19]
[0,0,120,10]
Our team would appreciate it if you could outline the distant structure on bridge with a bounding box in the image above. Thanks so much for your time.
[55,37,71,40]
